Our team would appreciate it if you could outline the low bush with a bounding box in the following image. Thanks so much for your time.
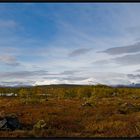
[77,87,92,99]
[33,120,47,130]
[118,103,140,114]
[20,97,46,105]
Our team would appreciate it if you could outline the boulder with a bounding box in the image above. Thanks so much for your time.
[0,114,21,131]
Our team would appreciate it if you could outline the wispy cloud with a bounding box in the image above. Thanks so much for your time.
[69,48,92,57]
[0,70,48,79]
[100,42,140,55]
[135,69,140,72]
[127,74,140,79]
[61,76,87,81]
[0,55,20,66]
[0,81,34,87]
[112,53,140,65]
[0,19,17,29]
[60,70,79,75]
[93,53,140,66]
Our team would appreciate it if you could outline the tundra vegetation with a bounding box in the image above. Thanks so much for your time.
[0,84,140,137]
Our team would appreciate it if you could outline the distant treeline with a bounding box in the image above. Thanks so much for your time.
[0,84,140,100]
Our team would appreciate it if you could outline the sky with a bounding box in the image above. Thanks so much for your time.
[0,3,140,86]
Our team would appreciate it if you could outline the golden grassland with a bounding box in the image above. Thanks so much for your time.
[0,85,140,137]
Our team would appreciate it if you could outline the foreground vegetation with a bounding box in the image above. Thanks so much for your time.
[0,84,140,137]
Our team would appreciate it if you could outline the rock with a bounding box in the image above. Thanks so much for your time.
[0,118,7,129]
[0,114,21,131]
[112,92,119,97]
[81,102,92,107]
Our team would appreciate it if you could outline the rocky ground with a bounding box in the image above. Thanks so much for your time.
[0,96,140,137]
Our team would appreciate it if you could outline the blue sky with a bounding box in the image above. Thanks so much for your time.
[1,3,140,86]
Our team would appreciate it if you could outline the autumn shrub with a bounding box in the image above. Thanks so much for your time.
[77,87,92,99]
[32,117,49,137]
[19,89,33,98]
[64,89,77,99]
[118,103,140,114]
[86,96,98,107]
[20,96,47,105]
[91,88,114,99]
[54,88,66,99]
[85,120,128,136]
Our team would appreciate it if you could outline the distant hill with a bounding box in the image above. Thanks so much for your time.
[112,83,140,88]
[1,83,140,88]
